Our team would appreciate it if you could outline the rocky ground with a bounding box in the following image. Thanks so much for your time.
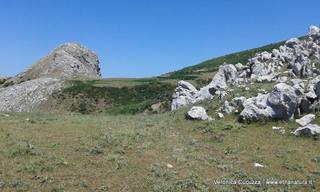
[172,25,320,139]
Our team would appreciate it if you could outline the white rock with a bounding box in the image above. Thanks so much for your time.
[166,163,173,168]
[240,83,299,122]
[171,81,198,111]
[292,124,320,137]
[309,25,320,37]
[0,78,63,112]
[186,106,211,121]
[235,63,244,71]
[254,163,265,168]
[285,38,300,48]
[217,112,224,118]
[171,81,214,111]
[272,126,285,134]
[221,101,235,114]
[256,74,275,82]
[276,76,288,83]
[295,114,316,126]
[3,43,101,86]
[239,93,273,122]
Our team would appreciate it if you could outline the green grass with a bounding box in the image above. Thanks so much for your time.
[0,111,319,191]
[163,36,307,80]
[163,41,285,80]
[50,79,177,114]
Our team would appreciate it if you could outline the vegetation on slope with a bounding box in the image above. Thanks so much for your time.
[49,36,307,115]
[162,41,284,80]
[163,36,307,80]
[51,79,177,114]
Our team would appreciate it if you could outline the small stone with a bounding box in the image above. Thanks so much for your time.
[272,126,285,134]
[254,163,265,168]
[217,113,224,118]
[166,164,173,168]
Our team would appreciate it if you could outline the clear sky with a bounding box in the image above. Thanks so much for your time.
[0,0,319,78]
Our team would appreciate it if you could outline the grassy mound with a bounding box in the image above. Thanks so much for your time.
[50,79,177,114]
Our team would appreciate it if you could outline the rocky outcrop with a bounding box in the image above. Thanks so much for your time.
[171,64,238,110]
[206,64,238,93]
[3,43,101,87]
[0,43,101,112]
[239,93,273,122]
[172,25,320,118]
[267,83,299,119]
[239,83,300,122]
[186,106,211,120]
[171,81,199,110]
[0,78,63,112]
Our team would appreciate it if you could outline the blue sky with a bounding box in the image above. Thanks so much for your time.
[0,0,319,78]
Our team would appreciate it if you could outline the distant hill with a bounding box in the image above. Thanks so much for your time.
[161,36,306,80]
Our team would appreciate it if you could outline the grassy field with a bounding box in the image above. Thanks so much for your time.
[0,109,319,192]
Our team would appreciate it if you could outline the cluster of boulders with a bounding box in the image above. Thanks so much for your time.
[0,43,101,112]
[174,25,320,137]
[172,25,320,111]
[171,64,239,110]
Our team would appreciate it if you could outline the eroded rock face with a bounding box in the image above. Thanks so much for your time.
[0,43,102,112]
[186,106,211,120]
[171,81,198,111]
[266,83,299,119]
[3,43,101,86]
[207,64,237,92]
[239,83,300,122]
[239,93,273,122]
[171,64,237,110]
[0,78,63,112]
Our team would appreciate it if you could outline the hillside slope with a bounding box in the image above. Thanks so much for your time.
[50,37,298,114]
